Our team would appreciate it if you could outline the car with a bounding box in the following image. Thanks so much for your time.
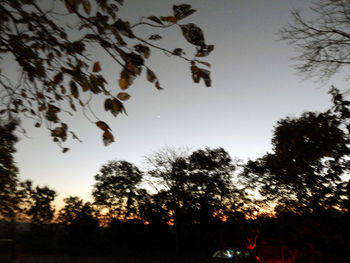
[211,247,260,263]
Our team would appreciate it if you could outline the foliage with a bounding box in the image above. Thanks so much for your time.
[57,196,99,250]
[280,0,350,80]
[57,196,96,225]
[0,120,19,220]
[138,189,172,225]
[0,0,214,150]
[24,182,57,224]
[243,87,350,214]
[92,160,143,221]
[145,147,242,226]
[188,148,243,223]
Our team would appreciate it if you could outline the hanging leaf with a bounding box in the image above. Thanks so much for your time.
[160,16,178,24]
[190,62,211,87]
[173,4,196,20]
[70,80,79,99]
[172,48,184,56]
[119,76,129,90]
[149,34,162,41]
[191,63,200,83]
[147,68,156,83]
[117,92,131,101]
[104,98,113,111]
[96,121,111,131]
[110,26,127,46]
[64,0,75,13]
[92,61,102,72]
[98,0,107,10]
[148,16,163,25]
[51,125,67,141]
[134,44,150,59]
[60,85,66,94]
[196,44,214,57]
[82,0,91,14]
[62,148,70,153]
[155,81,163,90]
[103,130,114,146]
[180,23,205,46]
[48,104,60,113]
[39,104,46,112]
[69,101,76,112]
[89,74,102,94]
[113,19,134,38]
[112,98,126,114]
[80,80,90,92]
[199,68,211,87]
[85,34,100,40]
[53,72,63,84]
[37,92,44,99]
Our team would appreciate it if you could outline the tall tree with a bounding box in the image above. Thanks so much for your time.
[188,147,242,224]
[57,196,98,249]
[25,183,57,224]
[57,196,96,225]
[146,147,241,226]
[92,160,143,221]
[280,0,350,80]
[0,0,213,150]
[243,88,350,215]
[145,147,192,226]
[138,189,172,225]
[0,120,20,220]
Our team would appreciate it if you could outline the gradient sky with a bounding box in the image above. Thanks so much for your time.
[12,0,349,208]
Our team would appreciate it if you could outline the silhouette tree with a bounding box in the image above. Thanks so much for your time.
[146,147,242,225]
[57,196,96,225]
[145,147,244,255]
[57,196,99,250]
[243,88,350,215]
[280,0,350,80]
[92,160,144,222]
[0,120,20,221]
[145,148,192,226]
[0,1,213,150]
[188,147,242,224]
[25,183,57,224]
[138,190,172,225]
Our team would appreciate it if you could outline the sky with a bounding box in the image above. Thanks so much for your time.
[12,0,349,208]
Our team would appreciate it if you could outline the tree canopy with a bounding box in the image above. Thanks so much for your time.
[25,183,57,224]
[0,0,214,151]
[57,196,95,225]
[243,87,350,215]
[145,147,244,225]
[92,160,143,221]
[0,120,20,220]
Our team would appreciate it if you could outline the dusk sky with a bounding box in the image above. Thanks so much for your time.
[13,0,349,208]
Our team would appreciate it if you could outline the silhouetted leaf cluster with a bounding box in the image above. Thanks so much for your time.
[243,87,350,215]
[0,120,19,220]
[0,0,214,150]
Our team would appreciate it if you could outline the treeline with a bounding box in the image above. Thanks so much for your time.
[1,88,350,261]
